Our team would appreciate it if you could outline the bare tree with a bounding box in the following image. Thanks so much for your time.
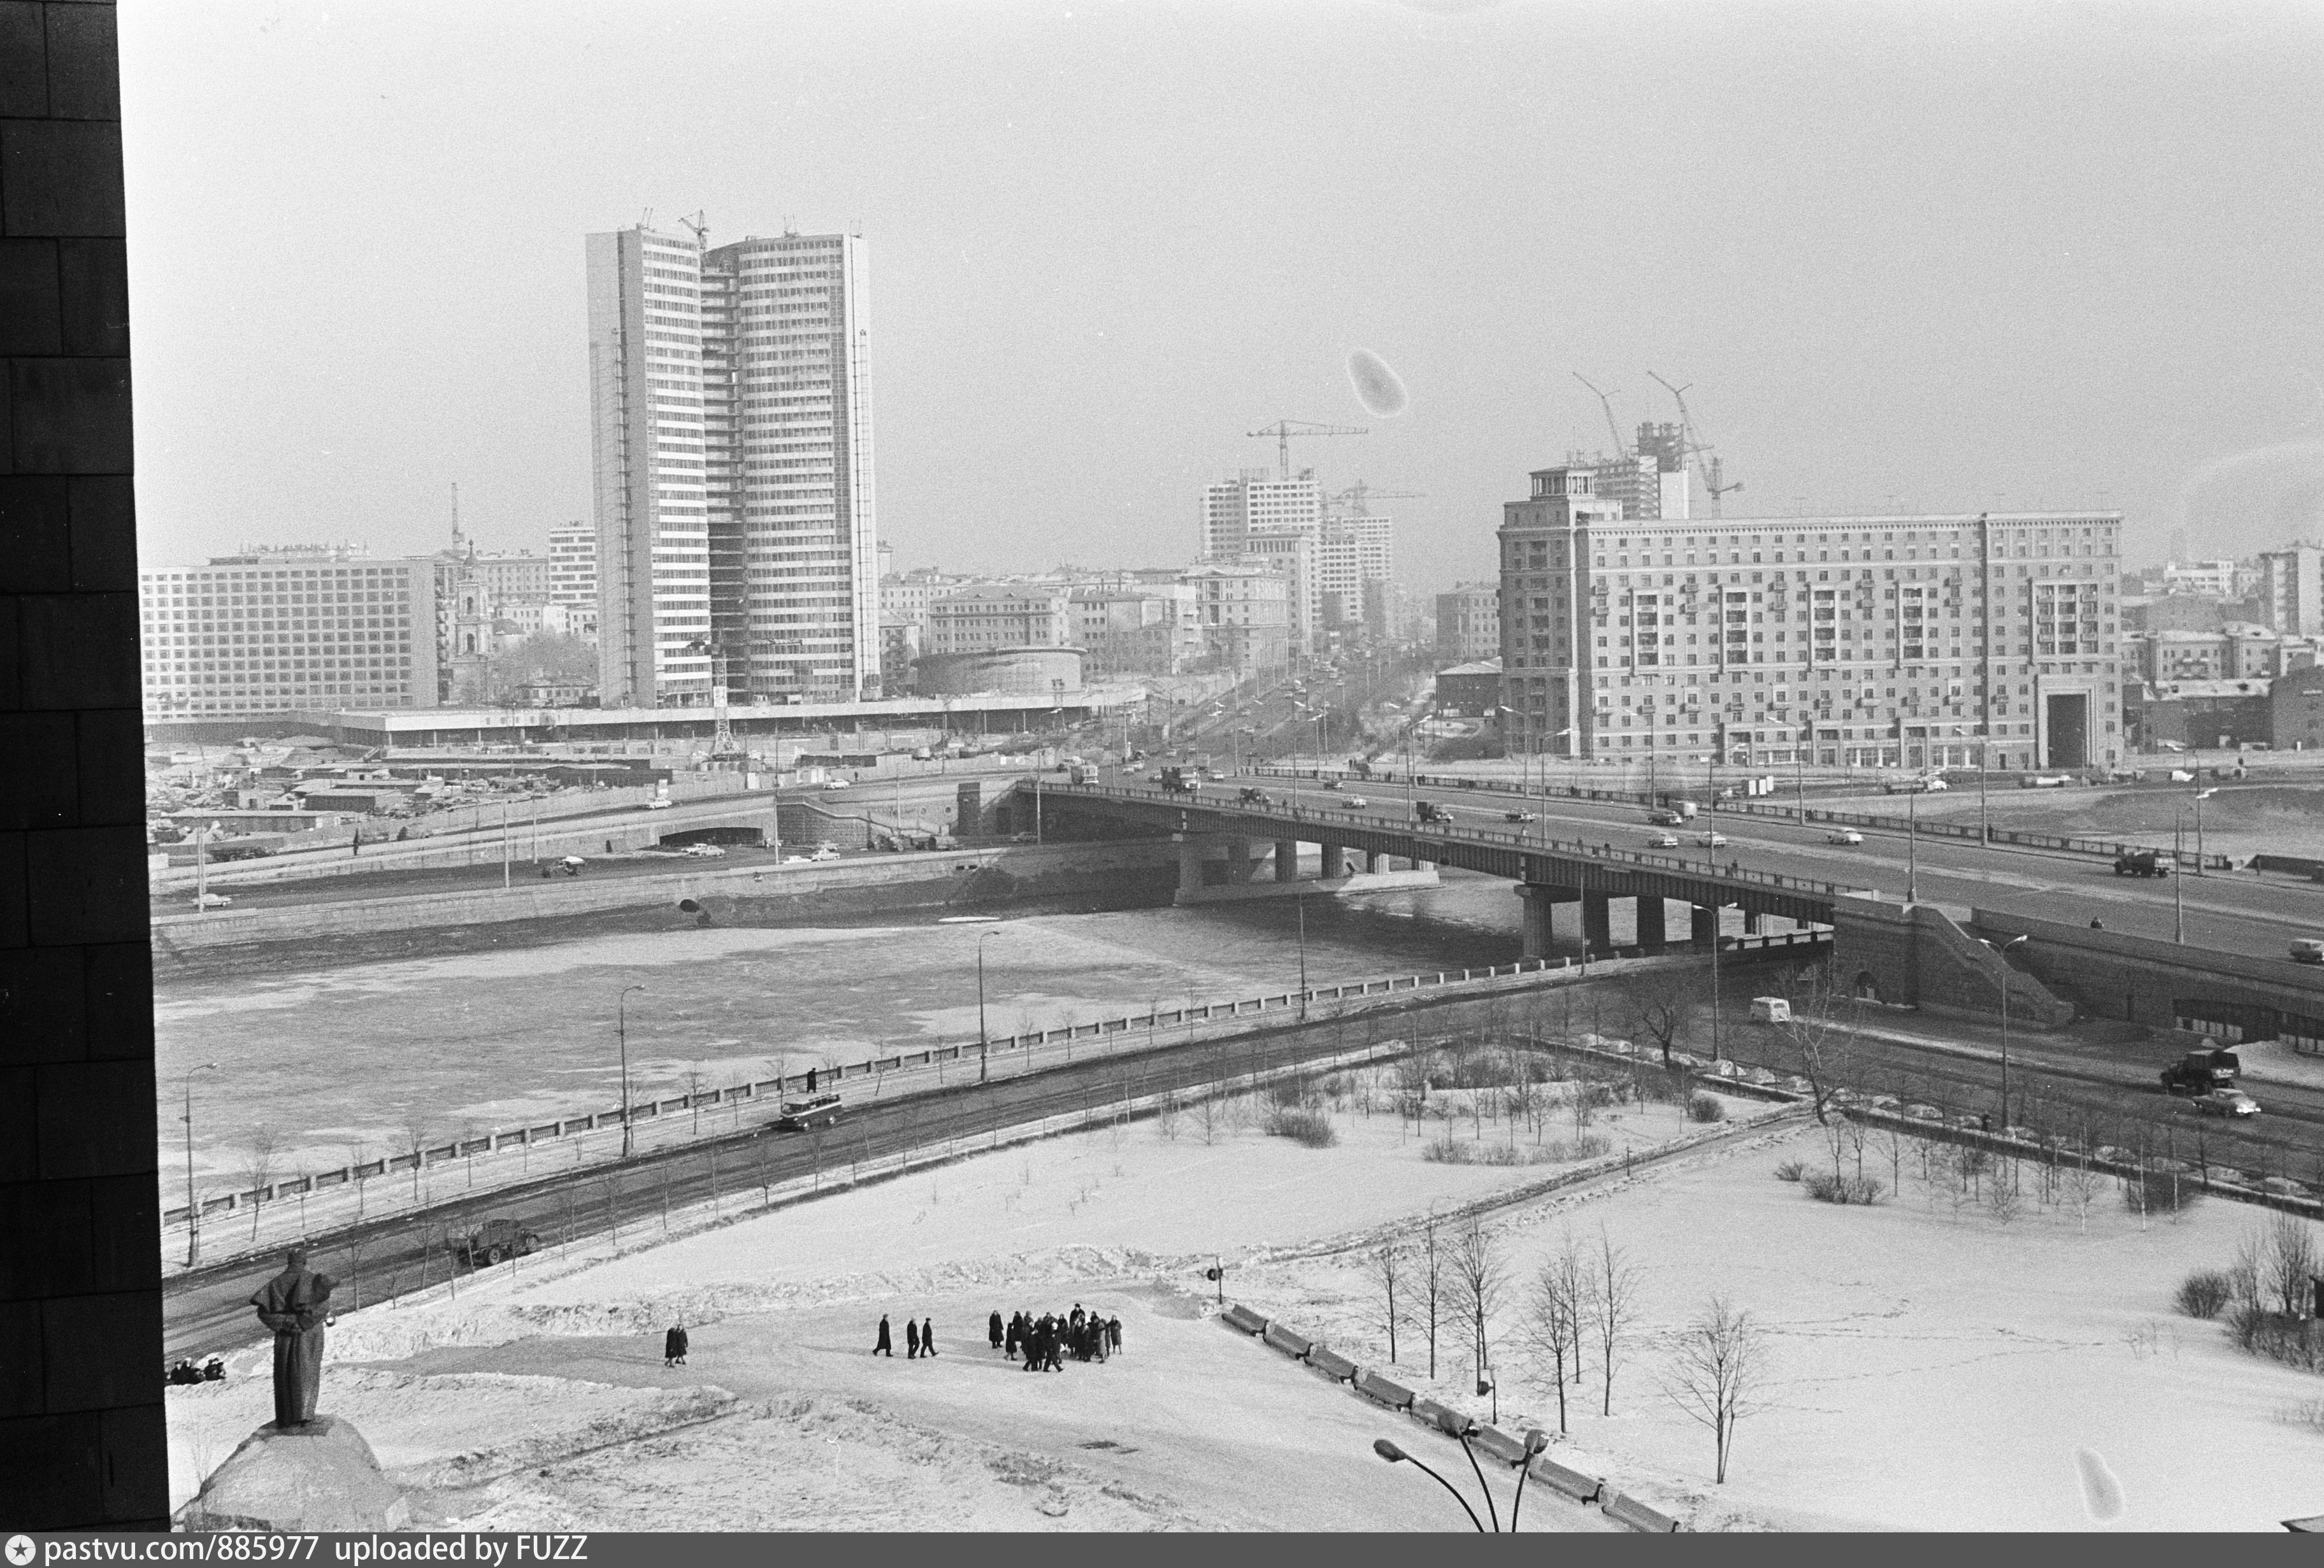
[2265,1213,2321,1318]
[1421,1221,1445,1379]
[1663,1294,1765,1484]
[1614,971,1704,1066]
[1524,1232,1586,1434]
[1370,1241,1407,1364]
[1448,1218,1510,1402]
[241,1126,284,1243]
[1588,1226,1640,1416]
[400,1114,434,1202]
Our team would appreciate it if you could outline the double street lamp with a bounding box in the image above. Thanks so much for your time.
[181,1062,217,1267]
[2173,788,2218,944]
[617,983,645,1159]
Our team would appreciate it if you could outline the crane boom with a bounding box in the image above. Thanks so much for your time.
[1572,373,1627,457]
[1331,482,1424,516]
[1647,370,1744,515]
[1248,419,1368,481]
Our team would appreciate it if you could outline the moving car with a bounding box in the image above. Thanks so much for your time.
[191,892,233,910]
[1341,795,1370,809]
[1238,787,1272,805]
[1696,832,1729,848]
[639,798,673,810]
[1646,832,1681,848]
[1504,810,1537,823]
[682,843,727,858]
[1646,808,1687,827]
[1321,778,1342,791]
[819,779,852,791]
[771,1093,843,1132]
[807,845,842,862]
[2020,774,2070,789]
[1826,829,1864,846]
[2292,939,2324,966]
[454,1218,540,1267]
[2190,1088,2260,1118]
[2168,769,2197,783]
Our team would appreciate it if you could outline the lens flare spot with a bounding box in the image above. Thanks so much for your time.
[1347,349,1409,418]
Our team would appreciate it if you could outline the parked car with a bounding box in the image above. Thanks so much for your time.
[2021,774,2070,789]
[2190,1088,2261,1118]
[819,779,852,791]
[2168,769,2197,783]
[807,845,842,862]
[1696,832,1729,848]
[2292,939,2324,966]
[1826,829,1863,845]
[1646,832,1681,848]
[1321,778,1342,791]
[682,843,727,858]
[639,798,673,810]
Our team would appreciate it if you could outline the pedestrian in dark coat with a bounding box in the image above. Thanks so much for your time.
[663,1322,688,1367]
[906,1318,921,1359]
[874,1314,894,1357]
[921,1316,936,1356]
[806,1066,819,1093]
[1108,1316,1123,1353]
[989,1311,1005,1351]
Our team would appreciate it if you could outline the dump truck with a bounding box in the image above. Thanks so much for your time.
[1159,767,1199,794]
[2158,1046,2241,1097]
[454,1218,541,1267]
[1415,801,1456,823]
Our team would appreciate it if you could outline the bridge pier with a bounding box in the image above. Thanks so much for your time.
[1320,843,1345,879]
[1582,890,1613,956]
[1275,839,1298,881]
[1635,895,1667,951]
[1516,884,1559,959]
[1178,837,1205,899]
[1225,839,1255,883]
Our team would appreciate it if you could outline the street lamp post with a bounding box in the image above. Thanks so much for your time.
[977,929,999,1082]
[181,1062,217,1267]
[1296,894,1310,1022]
[1981,933,2030,1126]
[1905,780,1919,904]
[2172,791,2214,943]
[617,983,645,1159]
[1373,1439,1487,1532]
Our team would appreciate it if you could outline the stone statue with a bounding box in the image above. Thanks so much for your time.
[250,1245,335,1430]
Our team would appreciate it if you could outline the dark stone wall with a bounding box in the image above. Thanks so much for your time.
[0,0,168,1528]
[1832,899,2074,1029]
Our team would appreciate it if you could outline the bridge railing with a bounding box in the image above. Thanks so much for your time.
[1050,782,1877,900]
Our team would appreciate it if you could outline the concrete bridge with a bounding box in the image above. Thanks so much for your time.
[1045,781,1864,959]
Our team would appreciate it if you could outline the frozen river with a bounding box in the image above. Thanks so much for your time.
[154,871,1546,1184]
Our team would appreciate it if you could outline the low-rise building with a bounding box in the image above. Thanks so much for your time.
[2270,664,2324,751]
[1435,582,1501,664]
[2124,677,2273,752]
[1182,564,1291,678]
[925,586,1073,655]
[1435,659,1503,717]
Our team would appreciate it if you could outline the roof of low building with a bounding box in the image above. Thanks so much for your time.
[1437,659,1504,678]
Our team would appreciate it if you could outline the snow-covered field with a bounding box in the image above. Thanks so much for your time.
[169,1065,2324,1532]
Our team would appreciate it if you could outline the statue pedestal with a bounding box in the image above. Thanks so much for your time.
[182,1416,410,1532]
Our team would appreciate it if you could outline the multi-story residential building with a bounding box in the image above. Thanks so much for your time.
[2162,559,2238,597]
[924,585,1073,655]
[2259,545,2324,636]
[548,524,598,637]
[1201,471,1324,561]
[1435,582,1502,663]
[587,218,876,709]
[140,547,440,721]
[1070,583,1201,678]
[1240,525,1321,652]
[1496,467,2126,769]
[1182,564,1291,677]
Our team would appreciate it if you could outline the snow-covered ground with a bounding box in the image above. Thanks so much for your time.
[169,1067,2324,1532]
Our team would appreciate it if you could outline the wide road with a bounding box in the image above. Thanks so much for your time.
[1137,767,2324,958]
[153,778,982,915]
[159,988,1481,1361]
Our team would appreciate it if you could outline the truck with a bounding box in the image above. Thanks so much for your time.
[1237,787,1273,806]
[454,1217,541,1267]
[1415,801,1456,823]
[1068,764,1099,785]
[2158,1046,2241,1097]
[1159,767,1199,794]
[2112,850,2174,878]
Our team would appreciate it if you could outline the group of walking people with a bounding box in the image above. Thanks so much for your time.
[993,1303,1121,1371]
[872,1313,941,1358]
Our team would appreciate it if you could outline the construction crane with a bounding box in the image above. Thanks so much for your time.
[1572,373,1628,457]
[1248,420,1366,482]
[1330,481,1424,517]
[1646,371,1745,516]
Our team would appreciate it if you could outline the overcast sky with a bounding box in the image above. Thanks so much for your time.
[122,0,2324,594]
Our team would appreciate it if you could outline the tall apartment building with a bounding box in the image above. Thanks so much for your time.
[548,523,598,637]
[587,218,876,708]
[140,547,439,721]
[1435,582,1502,663]
[1240,526,1320,652]
[1498,466,2125,770]
[1201,471,1324,560]
[2259,545,2324,636]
